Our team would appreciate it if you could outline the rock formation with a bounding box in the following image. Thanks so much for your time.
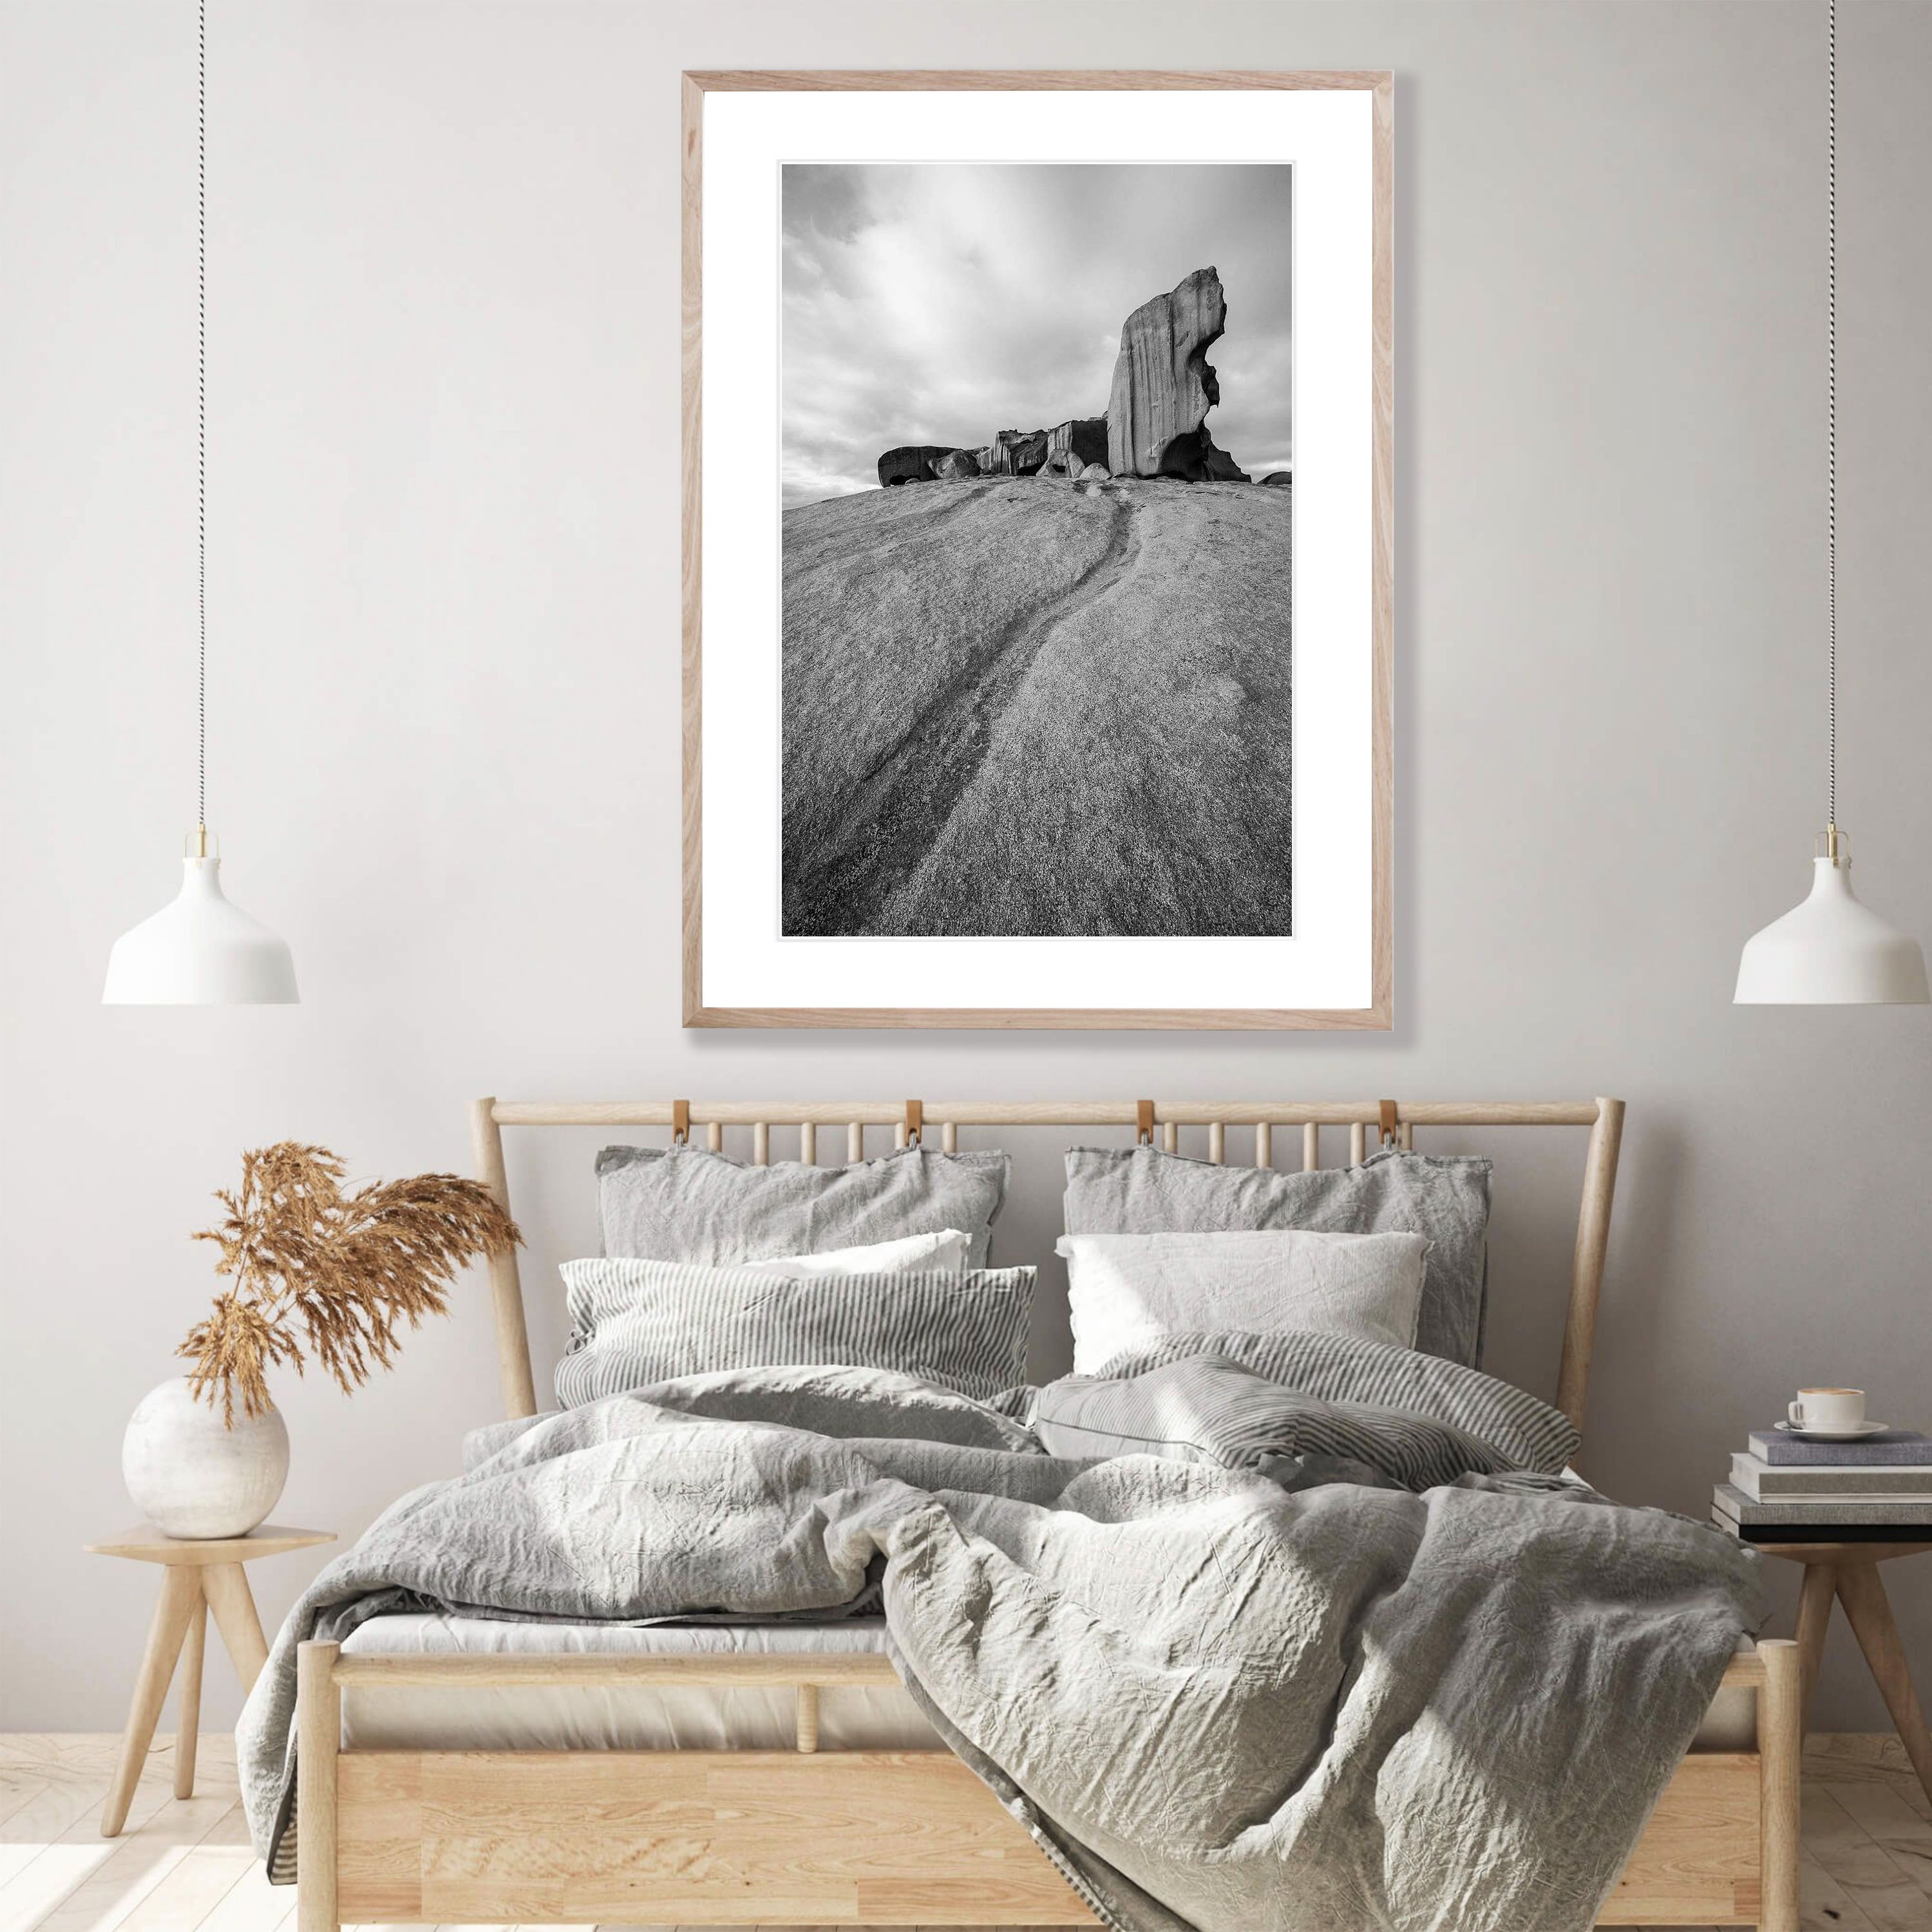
[874,268,1261,488]
[1260,470,1292,488]
[972,429,1049,478]
[1043,417,1108,478]
[878,445,960,487]
[1106,267,1248,482]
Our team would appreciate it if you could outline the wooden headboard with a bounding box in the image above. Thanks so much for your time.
[469,1096,1625,1441]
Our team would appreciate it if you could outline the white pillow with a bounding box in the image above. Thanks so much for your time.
[1054,1229,1430,1373]
[739,1227,971,1277]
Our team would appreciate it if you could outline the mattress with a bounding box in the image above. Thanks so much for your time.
[338,1612,1758,1754]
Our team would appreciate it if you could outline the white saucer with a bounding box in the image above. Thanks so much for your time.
[1775,1419,1890,1441]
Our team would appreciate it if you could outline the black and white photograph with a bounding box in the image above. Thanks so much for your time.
[779,162,1294,940]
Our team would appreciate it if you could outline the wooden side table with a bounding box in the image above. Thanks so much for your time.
[1754,1537,1932,1804]
[86,1521,334,1837]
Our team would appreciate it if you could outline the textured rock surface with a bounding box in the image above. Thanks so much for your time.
[782,477,1291,937]
[932,449,981,480]
[1106,267,1248,482]
[1044,417,1108,478]
[1008,429,1050,475]
[877,445,959,487]
[1260,470,1293,488]
[972,429,1050,478]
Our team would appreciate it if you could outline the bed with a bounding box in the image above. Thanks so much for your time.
[289,1095,1799,1931]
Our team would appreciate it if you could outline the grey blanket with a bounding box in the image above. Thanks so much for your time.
[237,1358,1760,1932]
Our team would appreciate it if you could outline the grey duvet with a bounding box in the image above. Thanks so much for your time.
[237,1352,1761,1932]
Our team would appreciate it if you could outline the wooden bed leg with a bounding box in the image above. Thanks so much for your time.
[298,1640,341,1932]
[1759,1638,1801,1932]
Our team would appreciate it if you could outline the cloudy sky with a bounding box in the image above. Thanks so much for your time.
[781,164,1292,507]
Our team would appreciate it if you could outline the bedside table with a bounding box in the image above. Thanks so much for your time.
[86,1520,334,1837]
[1738,1533,1931,1804]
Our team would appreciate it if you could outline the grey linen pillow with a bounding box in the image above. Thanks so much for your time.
[1052,1329,1579,1476]
[556,1258,1034,1407]
[599,1144,1010,1269]
[1063,1146,1492,1366]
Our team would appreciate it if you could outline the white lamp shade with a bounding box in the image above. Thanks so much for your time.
[1734,855,1929,1005]
[102,855,299,1005]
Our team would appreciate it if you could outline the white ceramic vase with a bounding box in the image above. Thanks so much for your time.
[122,1377,289,1539]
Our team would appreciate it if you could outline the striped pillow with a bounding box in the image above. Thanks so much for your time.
[556,1258,1035,1408]
[1077,1329,1579,1475]
[1029,1356,1529,1492]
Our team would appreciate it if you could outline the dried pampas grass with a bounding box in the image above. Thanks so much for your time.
[180,1142,522,1425]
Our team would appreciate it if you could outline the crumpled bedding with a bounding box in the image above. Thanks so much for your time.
[237,1350,1761,1932]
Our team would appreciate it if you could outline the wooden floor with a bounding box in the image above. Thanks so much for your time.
[3,1733,1929,1932]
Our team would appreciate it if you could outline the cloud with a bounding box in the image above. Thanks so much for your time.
[782,164,1293,505]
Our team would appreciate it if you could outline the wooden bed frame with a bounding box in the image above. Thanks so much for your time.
[294,1096,1799,1931]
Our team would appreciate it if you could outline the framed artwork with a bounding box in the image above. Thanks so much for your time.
[682,70,1392,1028]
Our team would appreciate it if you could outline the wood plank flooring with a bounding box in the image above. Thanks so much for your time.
[5,1733,1929,1932]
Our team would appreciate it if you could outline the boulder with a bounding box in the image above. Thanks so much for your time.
[877,445,959,487]
[931,449,981,481]
[1259,470,1293,487]
[973,429,1050,478]
[1200,442,1250,482]
[1106,266,1249,482]
[1043,417,1108,478]
[1075,462,1109,482]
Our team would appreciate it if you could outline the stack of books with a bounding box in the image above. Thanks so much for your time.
[1714,1429,1932,1540]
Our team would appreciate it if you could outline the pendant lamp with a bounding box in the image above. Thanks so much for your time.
[103,0,298,1007]
[1735,0,1927,1006]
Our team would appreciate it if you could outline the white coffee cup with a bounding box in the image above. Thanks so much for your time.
[1788,1387,1866,1433]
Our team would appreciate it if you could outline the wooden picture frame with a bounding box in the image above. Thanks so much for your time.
[681,71,1394,1028]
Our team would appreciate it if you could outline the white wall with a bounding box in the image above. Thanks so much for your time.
[3,0,1930,1734]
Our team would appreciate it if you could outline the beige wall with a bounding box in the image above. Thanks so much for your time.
[3,0,1930,1732]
